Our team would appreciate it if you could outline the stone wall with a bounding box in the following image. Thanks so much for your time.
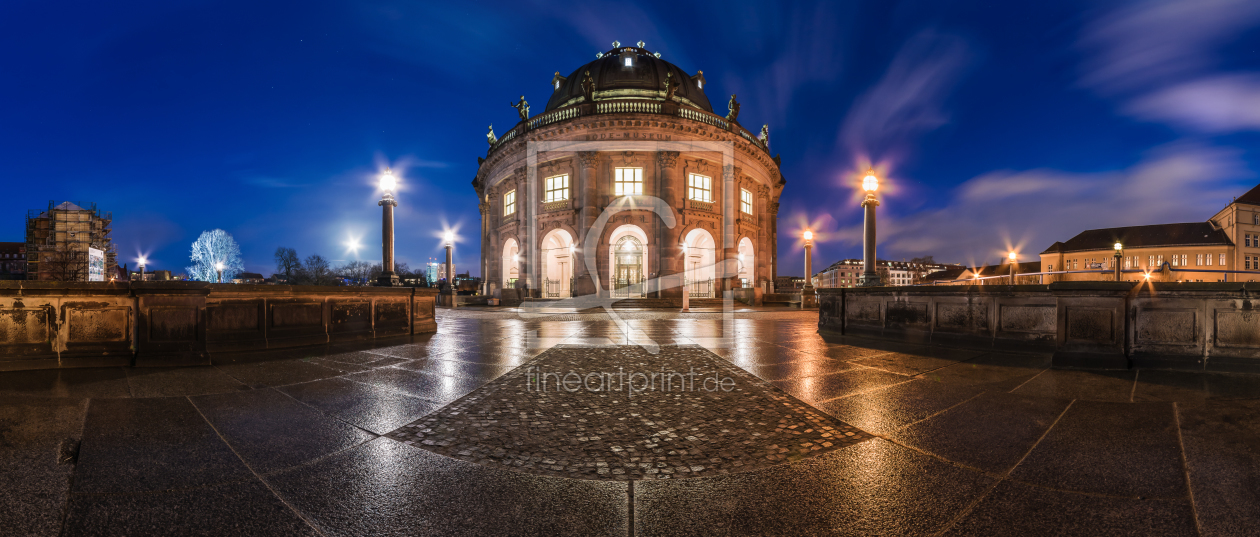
[0,282,438,371]
[818,282,1260,372]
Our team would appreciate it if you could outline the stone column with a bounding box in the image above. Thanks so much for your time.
[720,166,739,295]
[657,151,683,300]
[376,195,399,286]
[574,152,601,296]
[859,193,881,287]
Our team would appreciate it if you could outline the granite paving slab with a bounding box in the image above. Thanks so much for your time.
[278,377,444,435]
[62,479,317,536]
[388,344,871,480]
[0,396,86,536]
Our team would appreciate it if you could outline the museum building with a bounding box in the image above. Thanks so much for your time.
[473,41,786,301]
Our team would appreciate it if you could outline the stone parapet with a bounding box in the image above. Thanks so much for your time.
[0,282,438,371]
[817,282,1260,372]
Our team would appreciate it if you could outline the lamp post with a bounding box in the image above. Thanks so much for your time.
[801,229,818,308]
[376,169,400,286]
[1008,251,1018,285]
[214,261,224,284]
[1114,242,1123,281]
[138,256,147,282]
[859,169,882,287]
[444,231,456,308]
[680,243,690,312]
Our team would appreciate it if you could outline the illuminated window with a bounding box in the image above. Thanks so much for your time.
[1197,254,1203,266]
[544,174,569,202]
[1148,255,1154,267]
[1221,253,1227,266]
[697,80,702,89]
[688,174,712,202]
[741,188,753,214]
[1182,254,1188,266]
[1207,253,1213,266]
[555,81,560,90]
[614,167,643,196]
[503,190,516,216]
[624,57,633,67]
[1158,255,1164,266]
[1172,255,1179,267]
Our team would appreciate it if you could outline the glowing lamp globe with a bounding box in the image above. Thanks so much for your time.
[214,262,224,271]
[380,169,397,193]
[862,170,879,192]
[803,230,813,241]
[444,232,454,245]
[1008,251,1017,262]
[1114,242,1123,251]
[138,256,147,266]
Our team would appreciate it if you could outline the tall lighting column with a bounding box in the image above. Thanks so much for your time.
[138,256,147,282]
[859,169,882,287]
[444,231,456,308]
[1113,242,1123,281]
[214,262,224,284]
[801,229,818,308]
[1008,251,1018,284]
[376,169,400,286]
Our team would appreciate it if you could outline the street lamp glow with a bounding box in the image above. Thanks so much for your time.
[138,256,147,266]
[803,229,813,242]
[1008,251,1017,262]
[444,231,454,245]
[214,262,224,271]
[862,169,879,192]
[1114,242,1123,251]
[379,168,397,193]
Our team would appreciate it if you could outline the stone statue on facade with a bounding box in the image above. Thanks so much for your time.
[757,124,769,148]
[726,94,741,123]
[664,72,678,101]
[581,71,595,102]
[486,125,497,146]
[510,96,529,121]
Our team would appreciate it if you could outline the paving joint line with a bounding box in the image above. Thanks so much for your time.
[1007,367,1049,394]
[1173,402,1205,536]
[185,395,329,537]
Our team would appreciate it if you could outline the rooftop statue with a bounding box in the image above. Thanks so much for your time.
[664,72,678,101]
[510,96,529,121]
[726,94,740,123]
[581,71,595,102]
[757,124,770,148]
[486,125,497,146]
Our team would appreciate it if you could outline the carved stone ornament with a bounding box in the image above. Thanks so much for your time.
[510,96,529,121]
[577,151,602,168]
[486,124,497,146]
[664,72,678,101]
[581,71,595,102]
[656,151,679,169]
[620,151,636,165]
[726,94,740,123]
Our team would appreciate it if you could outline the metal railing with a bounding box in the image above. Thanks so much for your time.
[612,277,645,298]
[686,278,713,298]
[544,278,571,298]
[915,264,1260,286]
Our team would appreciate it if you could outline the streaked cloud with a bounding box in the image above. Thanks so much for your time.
[841,143,1253,264]
[1079,0,1260,132]
[840,30,971,160]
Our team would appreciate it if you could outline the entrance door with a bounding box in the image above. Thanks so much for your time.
[613,236,644,298]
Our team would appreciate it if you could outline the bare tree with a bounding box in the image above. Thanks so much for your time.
[304,254,335,286]
[274,247,301,283]
[336,260,373,286]
[40,246,87,281]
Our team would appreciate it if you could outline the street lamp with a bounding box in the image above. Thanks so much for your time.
[214,261,224,284]
[680,242,690,312]
[801,229,817,308]
[1113,242,1123,281]
[1008,251,1017,285]
[443,231,456,308]
[376,168,400,286]
[859,169,882,287]
[138,256,147,282]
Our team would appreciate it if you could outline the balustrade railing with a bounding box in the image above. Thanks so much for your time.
[488,101,771,158]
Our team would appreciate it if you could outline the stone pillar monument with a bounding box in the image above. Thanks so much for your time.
[574,151,601,296]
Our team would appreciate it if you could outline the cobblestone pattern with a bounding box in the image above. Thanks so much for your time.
[388,344,871,481]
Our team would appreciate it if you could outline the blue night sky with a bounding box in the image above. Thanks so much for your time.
[3,0,1259,277]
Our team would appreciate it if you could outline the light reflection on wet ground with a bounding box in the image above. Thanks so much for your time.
[0,307,1257,535]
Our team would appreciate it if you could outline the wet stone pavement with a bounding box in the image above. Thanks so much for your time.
[388,344,869,480]
[1,307,1259,536]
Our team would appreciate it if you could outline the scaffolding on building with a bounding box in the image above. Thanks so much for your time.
[24,200,116,281]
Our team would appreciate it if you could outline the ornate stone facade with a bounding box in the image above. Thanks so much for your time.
[473,43,785,300]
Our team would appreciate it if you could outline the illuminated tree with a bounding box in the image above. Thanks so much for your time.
[187,229,244,282]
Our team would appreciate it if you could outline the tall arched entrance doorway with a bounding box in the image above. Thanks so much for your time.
[682,228,717,298]
[541,229,575,298]
[612,236,645,298]
[737,237,755,288]
[501,238,520,289]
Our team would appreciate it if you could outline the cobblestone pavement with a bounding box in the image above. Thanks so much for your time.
[387,345,870,480]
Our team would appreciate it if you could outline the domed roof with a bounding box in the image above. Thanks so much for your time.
[544,42,713,114]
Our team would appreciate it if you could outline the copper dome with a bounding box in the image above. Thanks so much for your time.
[544,43,713,114]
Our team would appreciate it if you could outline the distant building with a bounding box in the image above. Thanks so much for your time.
[232,272,265,284]
[427,261,455,282]
[1040,183,1260,283]
[0,242,27,280]
[813,259,959,288]
[774,276,805,291]
[454,271,481,295]
[24,201,116,281]
[924,261,1044,285]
